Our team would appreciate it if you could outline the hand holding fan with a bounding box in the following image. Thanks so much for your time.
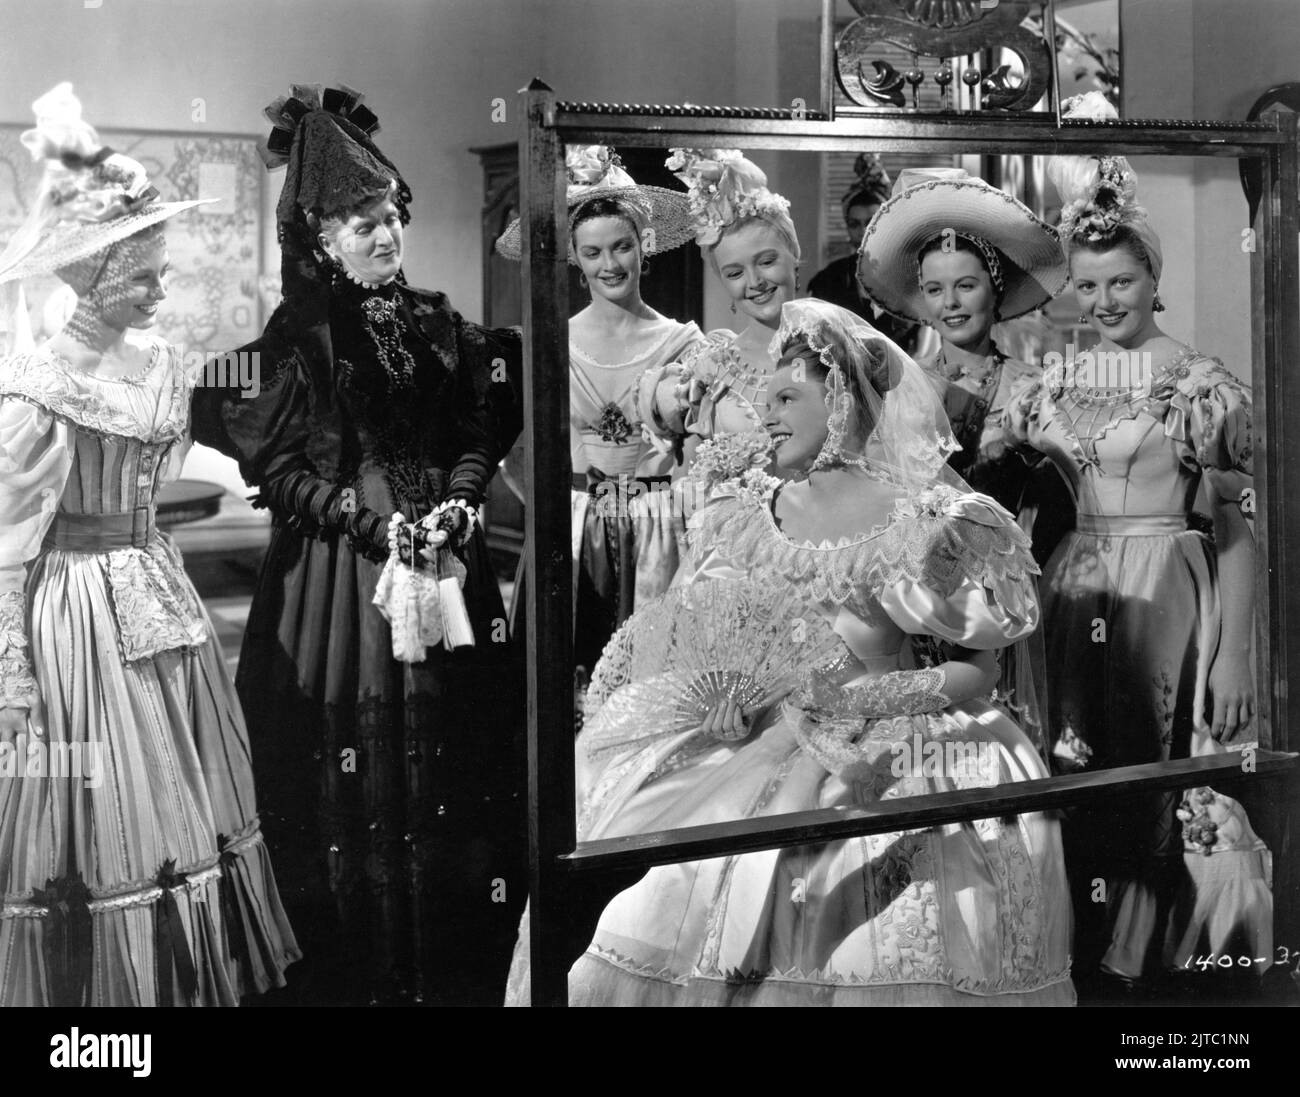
[582,578,847,762]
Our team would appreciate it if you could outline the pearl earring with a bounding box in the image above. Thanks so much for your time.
[1077,312,1088,324]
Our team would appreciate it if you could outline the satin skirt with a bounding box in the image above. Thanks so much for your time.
[506,699,1075,1006]
[1041,525,1271,980]
[0,537,300,1006]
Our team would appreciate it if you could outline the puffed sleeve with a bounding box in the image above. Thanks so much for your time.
[1165,358,1252,495]
[0,395,72,705]
[447,315,523,506]
[876,491,1040,649]
[634,325,711,448]
[191,318,392,560]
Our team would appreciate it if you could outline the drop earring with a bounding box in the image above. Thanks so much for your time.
[1077,312,1088,324]
[1152,293,1165,313]
[640,259,650,276]
[730,301,737,314]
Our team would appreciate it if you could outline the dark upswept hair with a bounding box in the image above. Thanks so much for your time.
[915,233,999,285]
[568,196,647,252]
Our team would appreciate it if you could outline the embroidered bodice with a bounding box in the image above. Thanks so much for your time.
[330,279,495,514]
[569,318,703,480]
[1004,348,1252,516]
[0,339,206,687]
[683,479,1040,669]
[917,351,1040,512]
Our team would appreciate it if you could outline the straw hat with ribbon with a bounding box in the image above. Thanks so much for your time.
[857,166,1067,324]
[0,83,212,288]
[495,145,694,263]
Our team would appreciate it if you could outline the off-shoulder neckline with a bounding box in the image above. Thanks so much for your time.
[763,479,902,550]
[569,316,698,369]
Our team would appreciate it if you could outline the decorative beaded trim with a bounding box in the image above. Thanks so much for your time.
[0,827,263,919]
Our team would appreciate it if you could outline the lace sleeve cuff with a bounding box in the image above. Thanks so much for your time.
[0,589,37,709]
[795,667,950,720]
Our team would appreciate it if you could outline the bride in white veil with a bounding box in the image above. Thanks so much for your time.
[509,298,1074,1006]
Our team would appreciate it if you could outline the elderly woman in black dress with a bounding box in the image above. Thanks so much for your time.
[193,85,523,1005]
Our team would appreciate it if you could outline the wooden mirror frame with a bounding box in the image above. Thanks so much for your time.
[515,83,1300,1005]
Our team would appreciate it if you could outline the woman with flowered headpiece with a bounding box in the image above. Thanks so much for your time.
[506,299,1074,1006]
[191,84,526,1004]
[0,83,300,1005]
[1005,91,1270,996]
[497,145,703,669]
[638,149,802,481]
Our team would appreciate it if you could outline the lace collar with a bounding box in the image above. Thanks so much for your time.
[0,343,191,442]
[689,477,1038,614]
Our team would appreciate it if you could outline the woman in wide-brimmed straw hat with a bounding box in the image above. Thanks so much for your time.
[497,145,704,670]
[0,82,300,1006]
[858,165,1072,757]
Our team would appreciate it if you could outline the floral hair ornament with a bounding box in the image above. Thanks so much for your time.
[495,144,694,263]
[1047,92,1164,284]
[666,148,800,258]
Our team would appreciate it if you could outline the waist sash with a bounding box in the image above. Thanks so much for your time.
[1075,512,1189,536]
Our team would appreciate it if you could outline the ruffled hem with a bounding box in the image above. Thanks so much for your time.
[0,827,300,1006]
[568,951,1077,1007]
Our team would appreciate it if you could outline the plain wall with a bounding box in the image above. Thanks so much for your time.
[1125,0,1300,381]
[0,0,824,327]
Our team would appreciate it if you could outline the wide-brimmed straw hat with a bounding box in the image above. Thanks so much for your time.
[857,167,1067,323]
[0,83,213,285]
[495,145,694,263]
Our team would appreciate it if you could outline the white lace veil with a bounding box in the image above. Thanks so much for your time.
[769,298,964,494]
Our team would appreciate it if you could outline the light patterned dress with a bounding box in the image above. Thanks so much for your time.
[507,478,1074,1006]
[1005,346,1271,980]
[0,339,299,1006]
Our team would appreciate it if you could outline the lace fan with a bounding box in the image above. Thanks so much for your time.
[582,578,847,759]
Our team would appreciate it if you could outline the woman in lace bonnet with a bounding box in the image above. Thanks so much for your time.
[0,83,300,1006]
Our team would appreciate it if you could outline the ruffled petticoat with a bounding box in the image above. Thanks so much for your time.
[1041,524,1271,980]
[0,536,300,1006]
[506,698,1075,1006]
